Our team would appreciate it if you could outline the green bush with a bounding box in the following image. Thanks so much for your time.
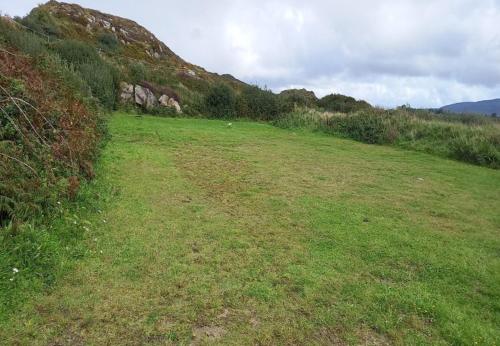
[279,88,318,113]
[97,32,119,52]
[239,86,280,120]
[334,111,389,144]
[204,83,237,118]
[52,39,100,65]
[318,94,372,113]
[18,7,60,38]
[78,62,120,110]
[127,61,148,84]
[450,133,500,168]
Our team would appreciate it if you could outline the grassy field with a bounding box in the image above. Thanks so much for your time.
[1,113,499,345]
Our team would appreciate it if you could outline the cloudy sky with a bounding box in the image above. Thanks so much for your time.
[2,0,500,107]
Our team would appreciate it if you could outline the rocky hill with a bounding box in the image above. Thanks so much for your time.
[18,1,248,114]
[10,1,374,117]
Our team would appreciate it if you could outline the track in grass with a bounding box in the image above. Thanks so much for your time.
[2,113,499,345]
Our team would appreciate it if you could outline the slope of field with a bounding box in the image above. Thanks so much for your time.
[1,113,499,345]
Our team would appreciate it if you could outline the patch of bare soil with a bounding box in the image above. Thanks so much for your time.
[191,326,227,345]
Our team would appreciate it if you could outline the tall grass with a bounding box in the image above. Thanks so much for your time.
[274,108,500,168]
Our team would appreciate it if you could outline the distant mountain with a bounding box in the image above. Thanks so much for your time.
[441,99,500,116]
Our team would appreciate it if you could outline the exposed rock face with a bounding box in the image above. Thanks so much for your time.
[120,82,181,113]
[44,1,177,61]
[160,94,182,113]
[168,98,182,113]
[120,82,134,103]
[134,85,157,109]
[158,95,169,107]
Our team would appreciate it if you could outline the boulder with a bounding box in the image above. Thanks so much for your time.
[158,95,170,107]
[120,82,134,103]
[168,98,182,113]
[158,94,182,113]
[134,85,157,109]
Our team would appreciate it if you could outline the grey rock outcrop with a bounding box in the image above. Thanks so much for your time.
[119,82,181,113]
[120,82,134,103]
[158,95,170,107]
[168,98,182,113]
[134,85,158,109]
[159,95,182,113]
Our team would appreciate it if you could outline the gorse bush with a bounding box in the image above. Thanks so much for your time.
[78,61,120,110]
[128,61,148,84]
[449,131,500,167]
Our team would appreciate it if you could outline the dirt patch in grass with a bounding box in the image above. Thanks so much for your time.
[191,326,227,344]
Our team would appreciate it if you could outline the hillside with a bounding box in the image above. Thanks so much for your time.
[12,1,375,117]
[18,0,248,114]
[441,98,500,116]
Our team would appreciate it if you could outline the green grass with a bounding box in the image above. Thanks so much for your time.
[1,113,499,345]
[274,108,500,169]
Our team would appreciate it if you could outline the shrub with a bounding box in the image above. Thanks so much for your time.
[97,32,119,52]
[318,94,372,113]
[52,39,100,65]
[239,86,280,121]
[128,62,148,84]
[18,7,60,38]
[78,62,119,110]
[204,83,236,118]
[279,88,318,113]
[450,132,500,168]
[0,33,105,225]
